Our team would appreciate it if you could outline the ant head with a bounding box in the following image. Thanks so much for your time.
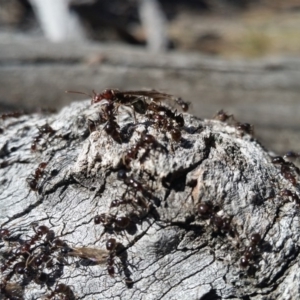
[91,89,115,104]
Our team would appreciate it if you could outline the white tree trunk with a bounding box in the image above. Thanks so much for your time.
[138,0,168,52]
[29,0,86,42]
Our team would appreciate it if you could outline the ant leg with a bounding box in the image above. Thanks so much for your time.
[130,106,137,124]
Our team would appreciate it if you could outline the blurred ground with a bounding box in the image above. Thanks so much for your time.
[0,0,299,156]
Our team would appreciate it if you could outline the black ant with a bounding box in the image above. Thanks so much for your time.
[0,243,29,273]
[21,224,50,251]
[26,162,48,192]
[240,233,261,268]
[197,202,232,233]
[103,107,122,143]
[45,283,75,300]
[110,195,149,210]
[123,134,156,166]
[0,111,24,121]
[174,97,189,112]
[105,238,119,277]
[67,89,148,123]
[31,124,56,152]
[148,102,185,127]
[0,227,10,241]
[214,109,234,122]
[117,169,143,191]
[88,101,122,143]
[279,189,300,205]
[94,213,131,230]
[272,156,299,186]
[97,89,189,112]
[235,122,254,136]
[272,156,285,165]
[0,281,24,300]
[281,165,297,186]
[284,151,300,161]
[0,225,50,273]
[67,88,188,117]
[146,111,182,142]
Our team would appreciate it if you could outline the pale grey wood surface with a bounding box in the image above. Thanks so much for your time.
[0,99,299,299]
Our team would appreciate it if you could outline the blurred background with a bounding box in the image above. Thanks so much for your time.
[0,0,299,155]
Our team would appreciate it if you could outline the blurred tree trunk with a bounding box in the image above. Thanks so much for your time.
[29,0,86,42]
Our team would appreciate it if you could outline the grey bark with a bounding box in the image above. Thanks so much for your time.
[0,99,299,300]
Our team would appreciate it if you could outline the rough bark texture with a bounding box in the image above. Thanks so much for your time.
[0,99,299,300]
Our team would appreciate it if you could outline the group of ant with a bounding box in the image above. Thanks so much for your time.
[272,155,300,188]
[12,89,189,298]
[195,151,299,272]
[214,109,254,136]
[196,200,265,270]
[94,168,152,229]
[83,89,189,276]
[3,89,299,297]
[70,88,188,144]
[0,224,76,299]
[92,168,157,277]
[0,223,127,299]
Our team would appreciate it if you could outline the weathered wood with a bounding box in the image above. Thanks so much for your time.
[0,98,299,299]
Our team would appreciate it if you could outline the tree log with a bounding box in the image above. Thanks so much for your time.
[0,98,299,299]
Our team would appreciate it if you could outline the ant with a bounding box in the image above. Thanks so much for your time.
[67,89,148,123]
[97,89,189,112]
[45,283,75,300]
[197,202,232,233]
[105,238,120,277]
[102,103,122,143]
[272,156,285,165]
[67,88,189,117]
[174,97,189,112]
[0,111,24,121]
[123,134,156,166]
[0,225,50,273]
[94,213,131,230]
[0,227,10,241]
[272,156,299,186]
[213,109,234,122]
[284,151,300,162]
[235,122,254,136]
[281,165,297,186]
[26,162,48,192]
[117,169,155,207]
[240,233,261,268]
[279,189,300,205]
[31,124,56,152]
[110,195,149,210]
[117,169,151,198]
[0,281,24,300]
[147,111,182,142]
[87,101,122,143]
[148,102,185,127]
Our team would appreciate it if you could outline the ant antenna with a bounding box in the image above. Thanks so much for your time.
[65,90,92,98]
